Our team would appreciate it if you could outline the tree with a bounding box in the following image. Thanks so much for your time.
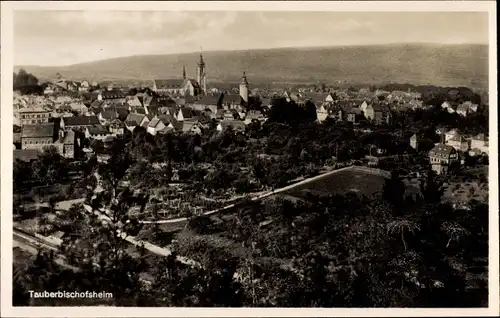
[387,218,421,252]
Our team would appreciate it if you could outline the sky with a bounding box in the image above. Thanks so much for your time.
[13,11,489,66]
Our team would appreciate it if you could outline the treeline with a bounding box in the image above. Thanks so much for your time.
[13,69,45,95]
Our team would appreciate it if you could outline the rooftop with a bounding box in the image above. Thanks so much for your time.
[21,123,55,138]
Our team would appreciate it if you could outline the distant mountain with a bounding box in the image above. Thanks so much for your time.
[14,44,489,88]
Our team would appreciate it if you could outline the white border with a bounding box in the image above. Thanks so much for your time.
[1,1,498,317]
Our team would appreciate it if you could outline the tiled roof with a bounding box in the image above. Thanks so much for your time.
[125,113,146,126]
[186,79,201,89]
[148,118,162,128]
[87,125,108,135]
[194,94,222,106]
[19,107,48,113]
[100,110,118,120]
[158,114,176,125]
[181,120,200,132]
[222,94,243,105]
[178,107,196,119]
[429,144,456,158]
[154,79,185,89]
[101,90,126,99]
[90,99,105,108]
[473,133,488,141]
[64,115,100,127]
[21,123,55,138]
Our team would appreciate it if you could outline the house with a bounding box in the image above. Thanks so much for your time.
[18,107,51,126]
[316,104,329,123]
[216,120,246,133]
[126,95,143,108]
[21,123,56,150]
[61,116,100,131]
[457,101,479,116]
[305,93,336,106]
[43,86,55,95]
[445,129,460,142]
[85,125,110,140]
[98,110,119,125]
[61,129,76,159]
[456,103,470,116]
[447,132,469,152]
[343,107,362,123]
[359,101,370,112]
[223,109,239,121]
[191,94,222,113]
[364,103,392,125]
[470,133,489,155]
[174,96,197,107]
[124,113,149,131]
[176,107,197,121]
[69,102,88,114]
[441,101,451,109]
[221,94,245,110]
[428,144,459,175]
[80,80,91,92]
[410,134,419,151]
[109,119,125,136]
[97,90,127,103]
[387,90,412,102]
[327,104,343,121]
[54,96,72,106]
[180,120,203,135]
[463,101,479,113]
[147,117,167,136]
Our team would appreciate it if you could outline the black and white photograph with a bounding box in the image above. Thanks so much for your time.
[1,1,498,316]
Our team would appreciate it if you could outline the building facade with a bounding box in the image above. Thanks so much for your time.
[18,107,51,126]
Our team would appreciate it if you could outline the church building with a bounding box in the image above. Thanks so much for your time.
[152,53,207,97]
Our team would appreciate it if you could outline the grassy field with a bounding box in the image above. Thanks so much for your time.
[283,168,388,198]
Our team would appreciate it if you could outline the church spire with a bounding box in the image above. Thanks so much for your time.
[241,71,248,84]
[182,65,186,79]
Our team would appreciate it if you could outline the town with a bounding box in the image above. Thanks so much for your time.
[13,51,489,307]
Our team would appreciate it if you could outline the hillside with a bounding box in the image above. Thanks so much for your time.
[15,44,489,88]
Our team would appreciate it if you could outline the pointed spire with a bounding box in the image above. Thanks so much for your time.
[241,71,248,84]
[182,65,186,79]
[198,46,205,66]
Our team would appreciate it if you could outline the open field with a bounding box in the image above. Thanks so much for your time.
[283,167,388,198]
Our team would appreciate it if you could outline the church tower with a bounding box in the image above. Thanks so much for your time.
[182,65,186,80]
[239,72,249,103]
[196,53,207,95]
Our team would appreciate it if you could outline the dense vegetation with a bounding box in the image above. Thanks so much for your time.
[13,69,45,95]
[13,86,489,307]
